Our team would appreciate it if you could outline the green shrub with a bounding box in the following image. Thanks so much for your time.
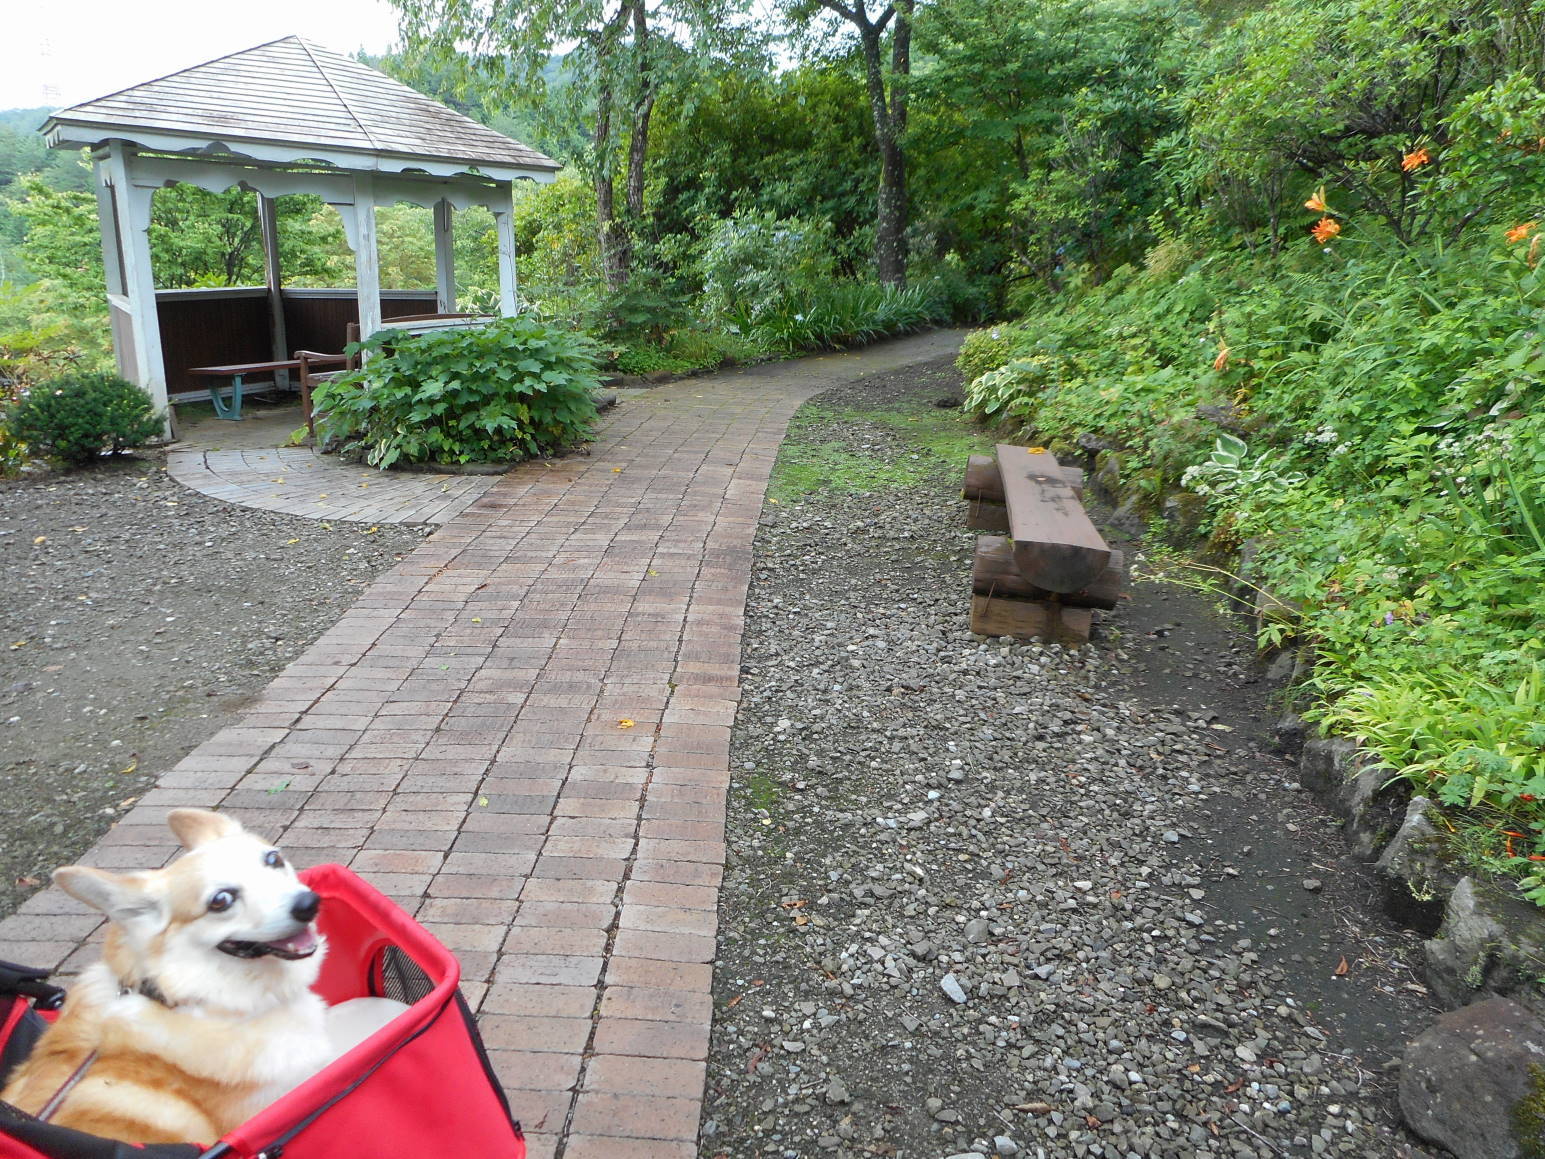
[612,342,694,376]
[312,316,599,469]
[10,371,161,466]
[957,323,1034,383]
[699,211,837,326]
[749,280,947,352]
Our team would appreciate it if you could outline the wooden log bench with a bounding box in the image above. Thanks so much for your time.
[963,445,1121,646]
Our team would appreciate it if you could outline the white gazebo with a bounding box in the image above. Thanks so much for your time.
[42,36,560,426]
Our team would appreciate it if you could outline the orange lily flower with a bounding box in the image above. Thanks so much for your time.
[1304,186,1331,213]
[1506,221,1537,243]
[1401,147,1431,172]
[1212,343,1230,372]
[1310,217,1341,244]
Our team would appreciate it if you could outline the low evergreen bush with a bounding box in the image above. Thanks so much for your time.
[10,371,161,466]
[311,316,599,469]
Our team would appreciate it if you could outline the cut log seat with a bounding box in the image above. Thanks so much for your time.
[963,453,1084,503]
[970,595,1093,646]
[973,536,1124,609]
[996,444,1110,593]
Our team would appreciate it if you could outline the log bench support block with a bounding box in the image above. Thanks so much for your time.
[970,595,1093,647]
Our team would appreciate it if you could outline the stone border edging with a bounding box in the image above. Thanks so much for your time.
[1278,724,1545,1019]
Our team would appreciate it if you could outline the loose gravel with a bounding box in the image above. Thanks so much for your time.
[702,357,1438,1159]
[0,456,426,917]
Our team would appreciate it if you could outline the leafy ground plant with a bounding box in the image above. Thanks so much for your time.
[9,370,161,467]
[312,316,600,469]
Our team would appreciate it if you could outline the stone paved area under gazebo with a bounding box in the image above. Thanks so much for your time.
[0,331,963,1158]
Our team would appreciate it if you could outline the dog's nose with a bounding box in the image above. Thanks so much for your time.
[290,890,321,924]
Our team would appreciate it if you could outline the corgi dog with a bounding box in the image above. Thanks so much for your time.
[2,809,347,1144]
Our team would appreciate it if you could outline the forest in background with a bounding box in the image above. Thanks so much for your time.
[3,0,1545,901]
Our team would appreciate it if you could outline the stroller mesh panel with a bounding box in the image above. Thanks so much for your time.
[375,945,434,1006]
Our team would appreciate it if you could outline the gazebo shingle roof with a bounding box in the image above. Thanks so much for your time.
[50,36,558,173]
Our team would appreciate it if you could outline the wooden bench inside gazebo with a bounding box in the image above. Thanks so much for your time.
[41,36,560,436]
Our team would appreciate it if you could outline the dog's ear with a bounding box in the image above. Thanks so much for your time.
[54,866,165,928]
[166,808,241,850]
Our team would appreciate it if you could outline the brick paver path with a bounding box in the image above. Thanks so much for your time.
[0,330,963,1158]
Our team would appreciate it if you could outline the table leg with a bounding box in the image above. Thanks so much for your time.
[208,376,245,421]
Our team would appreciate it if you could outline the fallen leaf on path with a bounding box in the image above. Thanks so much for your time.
[618,719,635,729]
[1335,956,1349,976]
[32,536,45,545]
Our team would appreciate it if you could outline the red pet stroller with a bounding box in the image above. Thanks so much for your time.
[0,864,525,1158]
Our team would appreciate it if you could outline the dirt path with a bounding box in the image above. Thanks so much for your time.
[701,353,1436,1159]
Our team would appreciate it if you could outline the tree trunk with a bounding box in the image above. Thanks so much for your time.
[593,81,629,290]
[589,1,638,291]
[625,0,655,227]
[850,0,911,288]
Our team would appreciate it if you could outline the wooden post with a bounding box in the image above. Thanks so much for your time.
[257,194,289,387]
[433,198,456,314]
[350,176,382,343]
[494,184,519,317]
[98,144,170,437]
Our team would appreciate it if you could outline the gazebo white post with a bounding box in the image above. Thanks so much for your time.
[494,183,519,317]
[98,143,171,436]
[350,176,382,340]
[433,198,456,313]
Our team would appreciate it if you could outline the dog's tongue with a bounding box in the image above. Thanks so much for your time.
[267,928,318,956]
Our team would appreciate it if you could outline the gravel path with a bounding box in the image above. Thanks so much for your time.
[702,357,1438,1159]
[0,458,426,916]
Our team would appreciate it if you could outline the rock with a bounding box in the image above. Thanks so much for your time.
[1425,877,1545,1016]
[1375,796,1457,934]
[1399,997,1545,1159]
[994,1137,1020,1156]
[1273,712,1308,755]
[1162,830,1180,844]
[1298,736,1407,858]
[940,972,968,1004]
[964,918,991,943]
[825,1077,851,1105]
[1262,650,1296,684]
[1162,492,1208,537]
[1302,878,1323,893]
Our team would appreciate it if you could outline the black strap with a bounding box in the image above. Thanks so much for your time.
[0,959,66,1011]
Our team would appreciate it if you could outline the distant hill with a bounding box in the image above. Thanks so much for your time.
[0,108,90,193]
[0,108,52,135]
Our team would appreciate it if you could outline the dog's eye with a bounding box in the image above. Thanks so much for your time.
[207,888,239,913]
[263,850,285,869]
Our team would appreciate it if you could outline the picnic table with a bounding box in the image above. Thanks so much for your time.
[186,356,346,420]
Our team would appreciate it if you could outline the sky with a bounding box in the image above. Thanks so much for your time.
[2,0,404,112]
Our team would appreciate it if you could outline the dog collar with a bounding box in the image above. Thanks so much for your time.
[120,978,177,1008]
